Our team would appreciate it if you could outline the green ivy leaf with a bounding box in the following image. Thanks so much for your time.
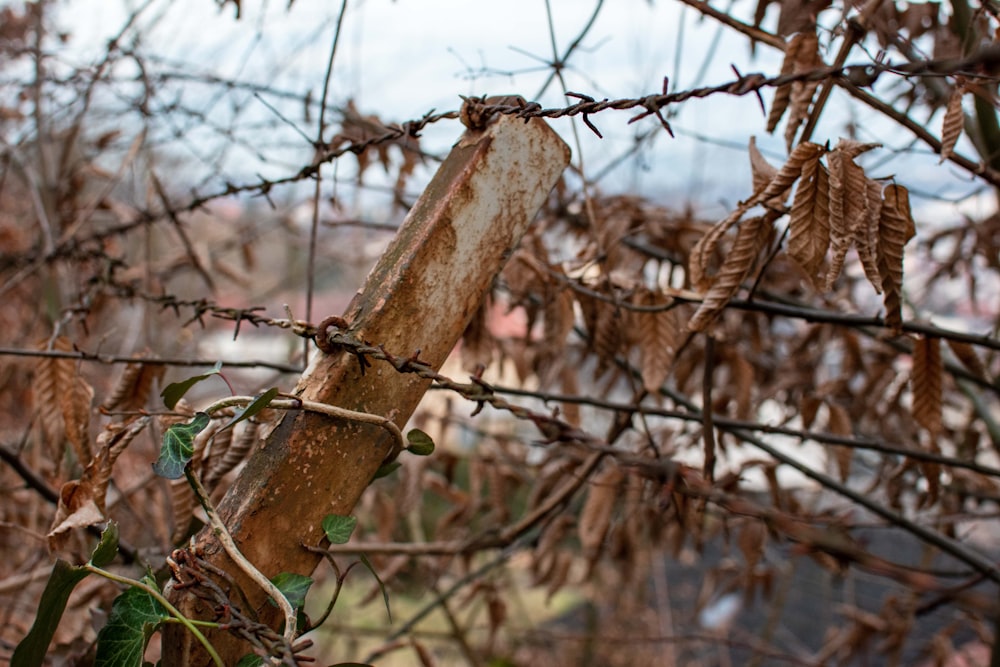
[358,554,391,623]
[371,460,401,481]
[90,521,120,568]
[152,413,211,479]
[160,362,223,409]
[235,655,264,667]
[11,560,90,667]
[223,387,279,431]
[405,429,435,456]
[269,572,313,611]
[94,583,168,667]
[322,514,358,545]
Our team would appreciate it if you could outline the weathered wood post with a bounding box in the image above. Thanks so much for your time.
[162,105,569,665]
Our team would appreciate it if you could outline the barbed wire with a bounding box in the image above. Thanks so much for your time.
[13,45,1000,275]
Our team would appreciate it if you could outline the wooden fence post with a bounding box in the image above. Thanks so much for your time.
[162,107,570,665]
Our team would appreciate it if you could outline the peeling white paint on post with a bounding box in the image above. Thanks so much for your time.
[163,109,570,665]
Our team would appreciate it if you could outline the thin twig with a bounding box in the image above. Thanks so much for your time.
[701,336,717,481]
[306,0,350,367]
[203,395,405,460]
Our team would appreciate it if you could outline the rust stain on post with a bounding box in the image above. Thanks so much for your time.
[163,111,569,665]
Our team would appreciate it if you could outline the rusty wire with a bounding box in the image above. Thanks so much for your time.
[15,44,1000,275]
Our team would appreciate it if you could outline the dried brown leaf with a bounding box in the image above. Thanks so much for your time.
[912,335,943,437]
[534,513,575,566]
[800,394,822,430]
[784,80,820,151]
[946,339,990,382]
[560,366,581,426]
[591,300,625,380]
[544,287,575,354]
[101,363,167,411]
[460,299,494,372]
[749,136,780,193]
[826,402,852,481]
[48,477,105,551]
[877,185,916,331]
[169,476,195,545]
[486,460,510,523]
[767,33,807,133]
[787,152,830,285]
[757,141,826,204]
[578,465,624,559]
[690,142,822,288]
[62,374,94,468]
[545,551,574,602]
[689,215,769,332]
[213,418,262,485]
[855,177,884,293]
[200,420,234,492]
[101,362,142,411]
[33,336,93,465]
[689,212,743,291]
[634,288,680,392]
[47,419,150,550]
[729,353,756,420]
[738,520,767,571]
[824,140,880,289]
[940,84,965,163]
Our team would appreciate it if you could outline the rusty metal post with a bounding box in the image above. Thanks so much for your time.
[162,110,569,665]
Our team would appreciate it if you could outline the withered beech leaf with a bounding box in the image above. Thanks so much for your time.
[101,360,165,413]
[634,288,680,393]
[204,419,261,490]
[940,84,965,163]
[785,79,821,152]
[691,141,823,290]
[766,33,806,133]
[946,339,990,382]
[48,420,149,548]
[200,421,235,493]
[855,177,885,293]
[912,335,943,437]
[877,184,916,331]
[578,465,624,560]
[48,473,105,552]
[560,366,581,426]
[460,299,494,372]
[738,520,767,571]
[826,402,853,482]
[749,136,780,194]
[590,300,625,380]
[784,32,823,150]
[689,215,769,332]
[61,374,94,469]
[757,141,826,204]
[800,394,822,430]
[33,336,93,466]
[689,212,744,291]
[545,551,574,602]
[729,353,756,420]
[824,140,880,290]
[170,477,195,545]
[539,285,576,382]
[787,152,830,285]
